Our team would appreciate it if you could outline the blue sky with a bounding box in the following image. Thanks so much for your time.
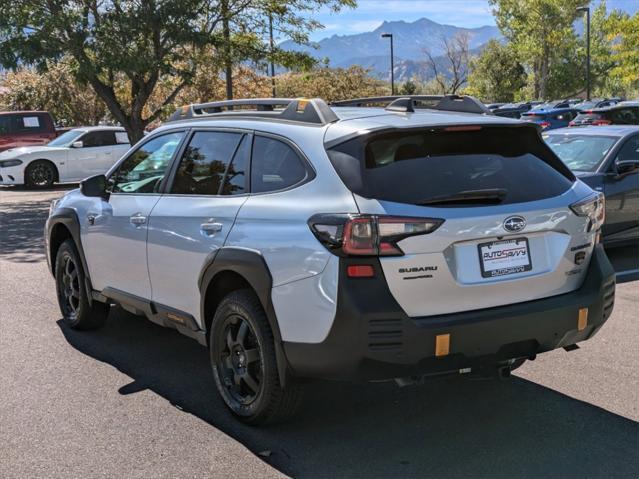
[308,0,639,40]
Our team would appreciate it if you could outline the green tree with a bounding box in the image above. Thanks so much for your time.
[0,0,354,143]
[0,60,108,126]
[467,40,526,102]
[400,79,418,95]
[489,0,583,99]
[605,10,639,93]
[275,65,386,101]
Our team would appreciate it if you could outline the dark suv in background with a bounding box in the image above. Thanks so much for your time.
[570,101,639,127]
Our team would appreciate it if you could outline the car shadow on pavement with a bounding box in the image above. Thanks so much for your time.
[0,198,50,263]
[58,308,639,479]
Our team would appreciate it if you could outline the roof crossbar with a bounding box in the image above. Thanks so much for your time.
[167,98,339,125]
[331,95,492,115]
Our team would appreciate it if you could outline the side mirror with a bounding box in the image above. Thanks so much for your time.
[615,159,639,177]
[80,174,108,198]
[72,141,83,148]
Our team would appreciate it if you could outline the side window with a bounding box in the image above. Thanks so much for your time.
[0,116,12,134]
[13,114,46,133]
[81,131,117,147]
[115,131,130,144]
[615,136,639,164]
[612,108,638,124]
[110,131,185,194]
[171,131,244,195]
[221,135,249,195]
[251,136,308,193]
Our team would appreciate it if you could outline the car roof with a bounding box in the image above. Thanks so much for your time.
[522,107,575,114]
[590,101,639,112]
[156,105,526,145]
[70,126,126,132]
[0,110,50,115]
[544,125,639,137]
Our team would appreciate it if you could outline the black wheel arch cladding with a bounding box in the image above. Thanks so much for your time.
[47,208,94,304]
[199,247,290,387]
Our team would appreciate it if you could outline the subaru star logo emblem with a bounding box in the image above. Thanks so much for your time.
[503,216,526,232]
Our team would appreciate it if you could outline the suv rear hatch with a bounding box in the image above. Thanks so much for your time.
[324,124,601,317]
[570,110,611,126]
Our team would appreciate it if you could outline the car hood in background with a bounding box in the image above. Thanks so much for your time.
[0,146,68,159]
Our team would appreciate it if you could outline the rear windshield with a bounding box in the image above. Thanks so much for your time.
[574,112,603,121]
[326,126,575,206]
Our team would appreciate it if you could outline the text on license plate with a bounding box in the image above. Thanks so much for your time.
[478,238,532,278]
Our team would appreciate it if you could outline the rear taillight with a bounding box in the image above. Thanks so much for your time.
[539,121,551,129]
[309,214,444,257]
[570,193,605,232]
[592,119,612,126]
[568,121,576,127]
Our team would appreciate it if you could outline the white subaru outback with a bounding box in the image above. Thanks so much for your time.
[45,96,615,425]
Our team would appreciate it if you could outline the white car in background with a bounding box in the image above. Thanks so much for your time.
[0,126,130,188]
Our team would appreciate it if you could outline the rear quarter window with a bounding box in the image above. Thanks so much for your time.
[327,126,574,206]
[250,136,309,193]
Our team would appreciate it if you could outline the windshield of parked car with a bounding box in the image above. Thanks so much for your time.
[47,129,85,147]
[543,134,617,172]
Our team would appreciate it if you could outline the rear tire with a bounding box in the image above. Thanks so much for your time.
[54,240,109,330]
[25,160,56,188]
[209,289,302,425]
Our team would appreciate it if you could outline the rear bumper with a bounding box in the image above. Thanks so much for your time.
[283,244,615,381]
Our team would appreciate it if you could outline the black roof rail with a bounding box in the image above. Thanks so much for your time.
[331,95,492,115]
[167,98,339,125]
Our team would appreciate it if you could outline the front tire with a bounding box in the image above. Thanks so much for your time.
[55,240,109,330]
[25,160,56,188]
[210,289,302,425]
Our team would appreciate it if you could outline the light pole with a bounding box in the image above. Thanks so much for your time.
[381,33,395,95]
[577,6,590,100]
[269,13,276,97]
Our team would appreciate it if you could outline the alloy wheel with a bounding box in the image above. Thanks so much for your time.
[60,254,81,317]
[216,314,263,405]
[30,163,53,186]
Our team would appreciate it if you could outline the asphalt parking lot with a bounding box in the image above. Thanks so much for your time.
[1,185,638,479]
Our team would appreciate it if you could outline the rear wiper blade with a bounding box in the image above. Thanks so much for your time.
[417,188,508,205]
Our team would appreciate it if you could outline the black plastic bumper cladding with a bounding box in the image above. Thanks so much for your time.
[283,245,615,381]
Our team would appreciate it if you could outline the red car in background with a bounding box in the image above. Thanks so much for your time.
[0,111,57,152]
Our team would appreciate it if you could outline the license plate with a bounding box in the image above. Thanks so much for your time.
[478,238,532,278]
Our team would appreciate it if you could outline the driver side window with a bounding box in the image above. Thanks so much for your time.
[110,131,185,194]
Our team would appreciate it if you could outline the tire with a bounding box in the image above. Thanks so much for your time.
[209,289,302,425]
[25,160,56,188]
[54,239,109,330]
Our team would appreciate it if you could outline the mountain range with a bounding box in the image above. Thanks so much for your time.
[280,17,502,82]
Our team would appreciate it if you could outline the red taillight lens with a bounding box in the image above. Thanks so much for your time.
[342,217,376,255]
[568,121,576,127]
[309,214,444,257]
[346,265,375,278]
[539,121,551,129]
[592,119,612,126]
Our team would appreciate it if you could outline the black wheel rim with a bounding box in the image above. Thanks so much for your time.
[216,314,263,406]
[59,254,81,318]
[30,163,53,186]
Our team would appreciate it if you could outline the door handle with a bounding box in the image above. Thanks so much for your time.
[130,214,147,227]
[104,151,112,155]
[201,222,223,235]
